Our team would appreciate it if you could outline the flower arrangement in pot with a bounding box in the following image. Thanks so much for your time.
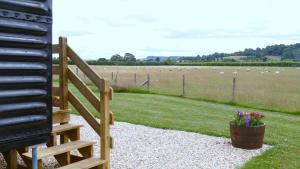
[230,111,265,149]
[52,96,60,107]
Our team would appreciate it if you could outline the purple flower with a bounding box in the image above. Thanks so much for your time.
[244,114,251,127]
[237,111,244,117]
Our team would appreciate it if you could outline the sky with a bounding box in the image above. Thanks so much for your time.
[53,0,300,59]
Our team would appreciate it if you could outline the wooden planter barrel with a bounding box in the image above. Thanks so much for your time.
[230,123,265,149]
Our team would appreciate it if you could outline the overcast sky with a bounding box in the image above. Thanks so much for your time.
[53,0,300,59]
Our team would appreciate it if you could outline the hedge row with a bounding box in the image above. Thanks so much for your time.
[86,61,300,67]
[53,59,300,67]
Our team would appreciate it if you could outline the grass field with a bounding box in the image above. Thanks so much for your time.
[66,82,300,169]
[71,66,300,114]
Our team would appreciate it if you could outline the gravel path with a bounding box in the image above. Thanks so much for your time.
[0,115,271,169]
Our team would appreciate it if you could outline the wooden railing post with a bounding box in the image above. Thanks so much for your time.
[59,37,68,110]
[100,80,111,169]
[59,37,69,144]
[54,41,114,168]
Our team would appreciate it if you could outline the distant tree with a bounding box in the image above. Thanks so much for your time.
[262,57,268,62]
[282,48,300,60]
[124,53,136,62]
[97,58,107,62]
[155,57,160,62]
[265,44,286,56]
[52,57,59,64]
[110,54,123,61]
[164,59,173,65]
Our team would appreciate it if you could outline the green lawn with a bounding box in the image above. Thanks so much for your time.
[68,85,300,169]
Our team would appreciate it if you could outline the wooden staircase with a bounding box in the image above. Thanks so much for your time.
[17,109,105,169]
[4,37,114,169]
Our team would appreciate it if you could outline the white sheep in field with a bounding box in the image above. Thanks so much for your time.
[275,71,280,74]
[219,71,225,74]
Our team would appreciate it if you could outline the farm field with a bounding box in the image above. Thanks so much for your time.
[66,83,300,169]
[71,66,300,114]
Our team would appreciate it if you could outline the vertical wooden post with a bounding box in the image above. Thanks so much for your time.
[232,75,237,102]
[5,149,17,169]
[111,72,114,84]
[182,74,185,97]
[59,37,68,110]
[134,73,137,86]
[59,37,69,145]
[100,80,111,169]
[147,73,150,91]
[114,72,118,86]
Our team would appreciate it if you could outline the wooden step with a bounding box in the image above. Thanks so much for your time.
[52,123,83,135]
[57,158,105,169]
[53,109,70,124]
[49,123,83,147]
[22,140,95,160]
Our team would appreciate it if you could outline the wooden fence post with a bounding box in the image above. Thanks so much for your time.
[182,74,185,96]
[134,73,137,86]
[147,73,150,91]
[100,80,111,169]
[232,75,237,102]
[111,72,114,84]
[59,37,68,110]
[114,72,118,86]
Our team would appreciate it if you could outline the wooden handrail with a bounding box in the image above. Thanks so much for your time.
[68,68,101,111]
[68,91,101,136]
[67,45,104,91]
[52,37,113,169]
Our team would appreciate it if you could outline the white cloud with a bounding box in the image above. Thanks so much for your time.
[53,0,300,59]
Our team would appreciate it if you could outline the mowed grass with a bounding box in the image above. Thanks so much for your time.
[66,83,300,169]
[72,66,300,114]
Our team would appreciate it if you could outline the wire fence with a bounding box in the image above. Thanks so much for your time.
[69,66,300,113]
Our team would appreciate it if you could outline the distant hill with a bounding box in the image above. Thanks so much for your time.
[180,43,300,62]
[143,44,300,63]
[223,55,282,61]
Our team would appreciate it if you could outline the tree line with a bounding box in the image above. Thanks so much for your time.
[180,43,300,62]
[52,43,300,66]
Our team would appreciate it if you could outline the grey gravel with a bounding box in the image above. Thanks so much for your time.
[0,115,271,169]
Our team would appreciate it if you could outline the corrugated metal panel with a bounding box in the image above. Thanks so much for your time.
[0,0,52,152]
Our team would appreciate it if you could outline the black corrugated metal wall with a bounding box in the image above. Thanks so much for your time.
[0,0,52,152]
